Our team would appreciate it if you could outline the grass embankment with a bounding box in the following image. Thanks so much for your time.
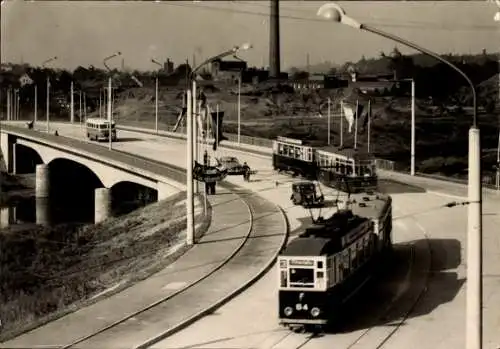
[0,191,211,341]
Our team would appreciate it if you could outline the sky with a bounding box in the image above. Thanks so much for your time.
[1,0,499,72]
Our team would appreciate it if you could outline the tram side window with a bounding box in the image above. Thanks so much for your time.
[278,143,284,155]
[342,250,351,277]
[345,163,353,175]
[306,148,313,162]
[295,147,303,159]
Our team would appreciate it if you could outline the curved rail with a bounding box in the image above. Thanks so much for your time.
[60,190,254,349]
[133,200,290,349]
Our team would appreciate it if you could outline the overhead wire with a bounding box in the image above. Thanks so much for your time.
[162,1,499,32]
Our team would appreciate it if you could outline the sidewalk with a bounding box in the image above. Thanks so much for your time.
[1,188,253,348]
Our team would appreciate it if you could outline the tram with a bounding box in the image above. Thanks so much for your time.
[316,146,377,193]
[277,190,392,332]
[272,136,378,193]
[272,136,318,179]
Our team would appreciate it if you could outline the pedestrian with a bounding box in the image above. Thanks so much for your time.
[242,162,250,181]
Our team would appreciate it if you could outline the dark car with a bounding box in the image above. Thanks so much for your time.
[290,181,324,207]
[217,156,245,175]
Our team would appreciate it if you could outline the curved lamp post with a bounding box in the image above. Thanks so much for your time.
[41,56,58,131]
[185,42,252,246]
[317,3,481,349]
[103,52,121,150]
[152,58,163,134]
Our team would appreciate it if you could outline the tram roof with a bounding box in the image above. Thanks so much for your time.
[281,194,391,257]
[316,146,375,161]
[347,192,392,220]
[281,237,333,256]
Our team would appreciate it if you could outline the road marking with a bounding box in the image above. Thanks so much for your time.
[162,281,187,290]
[394,219,409,231]
[426,190,467,201]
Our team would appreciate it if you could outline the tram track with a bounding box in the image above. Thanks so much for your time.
[55,190,253,349]
[336,213,433,349]
[264,205,433,349]
[343,216,433,349]
[43,153,285,349]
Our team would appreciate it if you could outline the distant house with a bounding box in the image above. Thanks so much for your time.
[348,72,396,95]
[210,58,248,83]
[324,75,349,89]
[163,58,174,74]
[289,73,324,90]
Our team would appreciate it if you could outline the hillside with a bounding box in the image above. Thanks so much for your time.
[110,78,499,181]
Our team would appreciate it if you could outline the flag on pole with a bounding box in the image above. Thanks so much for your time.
[210,109,228,151]
[130,75,143,87]
[19,73,34,87]
[361,100,371,132]
[342,101,364,133]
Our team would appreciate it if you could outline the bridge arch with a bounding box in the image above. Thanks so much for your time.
[110,181,158,215]
[14,143,43,174]
[47,158,104,223]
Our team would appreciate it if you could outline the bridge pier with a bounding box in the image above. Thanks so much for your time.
[35,164,50,198]
[12,143,17,174]
[95,187,111,223]
[35,164,51,225]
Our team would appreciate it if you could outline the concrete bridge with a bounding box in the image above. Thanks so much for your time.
[0,123,185,224]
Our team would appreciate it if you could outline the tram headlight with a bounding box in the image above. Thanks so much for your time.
[284,307,293,316]
[311,307,320,317]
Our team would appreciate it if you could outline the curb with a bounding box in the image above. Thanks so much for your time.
[133,200,290,349]
[58,191,254,349]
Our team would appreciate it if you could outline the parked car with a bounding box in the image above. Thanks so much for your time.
[290,181,325,207]
[216,156,245,175]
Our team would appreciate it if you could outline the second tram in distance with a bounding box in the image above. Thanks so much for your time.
[272,136,377,193]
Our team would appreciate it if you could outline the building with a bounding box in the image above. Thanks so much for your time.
[348,73,396,95]
[210,58,248,83]
[163,59,174,74]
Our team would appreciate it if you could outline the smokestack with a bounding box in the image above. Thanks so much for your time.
[269,0,280,78]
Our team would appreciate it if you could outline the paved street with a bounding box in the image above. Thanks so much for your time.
[2,121,500,349]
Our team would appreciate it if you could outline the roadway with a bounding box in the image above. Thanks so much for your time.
[4,121,500,349]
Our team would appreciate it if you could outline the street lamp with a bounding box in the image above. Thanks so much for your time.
[103,51,121,150]
[152,58,163,134]
[185,42,252,246]
[41,56,57,132]
[317,3,481,349]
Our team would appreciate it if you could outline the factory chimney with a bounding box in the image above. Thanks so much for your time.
[269,0,280,78]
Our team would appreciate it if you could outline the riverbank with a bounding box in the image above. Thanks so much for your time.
[0,172,35,207]
[0,190,211,341]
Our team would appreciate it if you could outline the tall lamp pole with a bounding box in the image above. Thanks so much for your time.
[391,78,416,175]
[186,42,252,245]
[152,58,163,134]
[494,10,500,190]
[238,70,242,144]
[41,56,57,131]
[317,4,481,349]
[103,51,121,150]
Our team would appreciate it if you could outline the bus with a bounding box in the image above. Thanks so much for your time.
[85,118,117,142]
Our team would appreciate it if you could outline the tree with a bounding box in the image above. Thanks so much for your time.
[291,70,309,80]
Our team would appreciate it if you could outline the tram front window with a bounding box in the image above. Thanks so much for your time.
[357,164,375,177]
[290,268,314,284]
